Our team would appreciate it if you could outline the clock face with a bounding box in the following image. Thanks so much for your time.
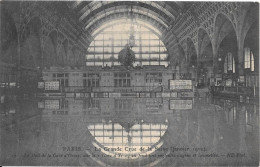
[118,45,136,67]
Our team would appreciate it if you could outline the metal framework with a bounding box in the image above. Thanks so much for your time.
[86,23,168,67]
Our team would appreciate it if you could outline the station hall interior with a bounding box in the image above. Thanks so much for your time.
[0,1,259,166]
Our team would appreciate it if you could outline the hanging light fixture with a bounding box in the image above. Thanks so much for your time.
[118,5,136,67]
[128,5,135,48]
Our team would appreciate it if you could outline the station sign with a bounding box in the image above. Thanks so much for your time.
[162,92,171,97]
[109,93,121,98]
[170,99,193,109]
[169,80,192,90]
[177,92,194,98]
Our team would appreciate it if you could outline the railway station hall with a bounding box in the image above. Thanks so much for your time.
[0,1,259,166]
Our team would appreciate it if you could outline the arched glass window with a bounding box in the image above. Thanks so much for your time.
[224,52,235,73]
[244,47,254,71]
[86,20,168,67]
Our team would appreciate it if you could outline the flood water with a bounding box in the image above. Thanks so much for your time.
[0,93,259,166]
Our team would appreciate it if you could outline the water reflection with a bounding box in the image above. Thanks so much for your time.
[0,94,259,166]
[88,121,168,159]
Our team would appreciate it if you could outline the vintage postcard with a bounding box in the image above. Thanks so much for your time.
[0,1,259,166]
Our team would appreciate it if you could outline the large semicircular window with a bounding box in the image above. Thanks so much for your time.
[86,20,169,67]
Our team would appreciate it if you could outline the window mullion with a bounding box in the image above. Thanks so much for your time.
[159,39,161,65]
[94,40,96,66]
[149,32,151,65]
[103,33,104,67]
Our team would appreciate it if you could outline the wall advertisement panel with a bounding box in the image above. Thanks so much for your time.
[45,81,60,90]
[169,80,192,90]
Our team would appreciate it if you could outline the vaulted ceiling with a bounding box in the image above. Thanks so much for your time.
[66,1,191,36]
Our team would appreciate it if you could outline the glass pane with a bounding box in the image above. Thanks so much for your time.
[103,40,112,46]
[251,51,254,71]
[160,61,168,67]
[142,54,150,60]
[86,21,169,67]
[95,62,103,66]
[94,40,103,46]
[104,62,112,67]
[86,62,95,66]
[142,61,150,66]
[95,54,103,61]
[151,61,159,65]
[103,54,112,59]
[114,47,123,53]
[150,54,159,60]
[160,54,167,60]
[86,55,95,60]
[104,47,111,53]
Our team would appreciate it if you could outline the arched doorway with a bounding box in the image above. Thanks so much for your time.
[243,21,259,88]
[20,17,42,68]
[43,30,57,67]
[1,9,18,64]
[62,39,68,66]
[0,9,19,89]
[198,28,214,87]
[177,46,186,80]
[72,46,81,67]
[215,14,238,87]
[186,38,197,81]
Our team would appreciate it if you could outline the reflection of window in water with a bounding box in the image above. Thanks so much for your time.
[60,99,68,109]
[89,99,100,109]
[52,110,68,115]
[88,122,168,159]
[246,110,253,133]
[115,99,132,114]
[83,98,100,114]
[245,105,258,133]
[146,98,162,110]
[225,106,237,125]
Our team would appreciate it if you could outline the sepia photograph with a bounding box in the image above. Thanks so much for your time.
[0,1,259,166]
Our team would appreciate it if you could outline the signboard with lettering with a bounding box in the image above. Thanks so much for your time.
[178,92,194,98]
[170,100,193,109]
[109,93,121,98]
[44,100,60,109]
[45,81,60,90]
[162,92,171,97]
[169,80,192,90]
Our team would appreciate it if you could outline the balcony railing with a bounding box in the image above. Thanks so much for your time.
[212,86,258,97]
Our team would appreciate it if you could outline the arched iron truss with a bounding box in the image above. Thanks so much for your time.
[68,1,187,35]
